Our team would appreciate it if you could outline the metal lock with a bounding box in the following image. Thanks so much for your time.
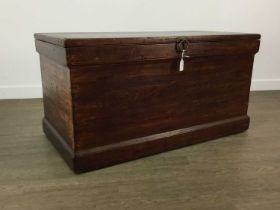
[176,39,190,71]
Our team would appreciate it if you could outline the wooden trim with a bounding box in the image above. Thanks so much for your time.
[43,118,74,170]
[35,40,67,66]
[36,39,260,67]
[43,115,249,173]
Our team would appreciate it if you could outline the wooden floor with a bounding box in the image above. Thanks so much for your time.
[0,91,280,210]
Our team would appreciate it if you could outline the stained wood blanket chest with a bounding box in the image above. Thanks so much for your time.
[35,31,261,173]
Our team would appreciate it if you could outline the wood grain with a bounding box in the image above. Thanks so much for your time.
[35,32,260,172]
[34,31,261,47]
[40,56,74,149]
[35,39,259,66]
[71,54,254,150]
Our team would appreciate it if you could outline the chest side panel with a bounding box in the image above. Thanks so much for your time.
[71,54,254,150]
[40,56,74,149]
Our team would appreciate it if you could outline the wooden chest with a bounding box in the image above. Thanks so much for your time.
[35,31,260,173]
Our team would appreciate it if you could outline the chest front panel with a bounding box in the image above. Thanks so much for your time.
[71,54,254,150]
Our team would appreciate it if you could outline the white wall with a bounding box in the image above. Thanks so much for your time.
[0,0,279,99]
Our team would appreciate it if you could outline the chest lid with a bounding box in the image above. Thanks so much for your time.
[34,31,260,66]
[35,31,260,47]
